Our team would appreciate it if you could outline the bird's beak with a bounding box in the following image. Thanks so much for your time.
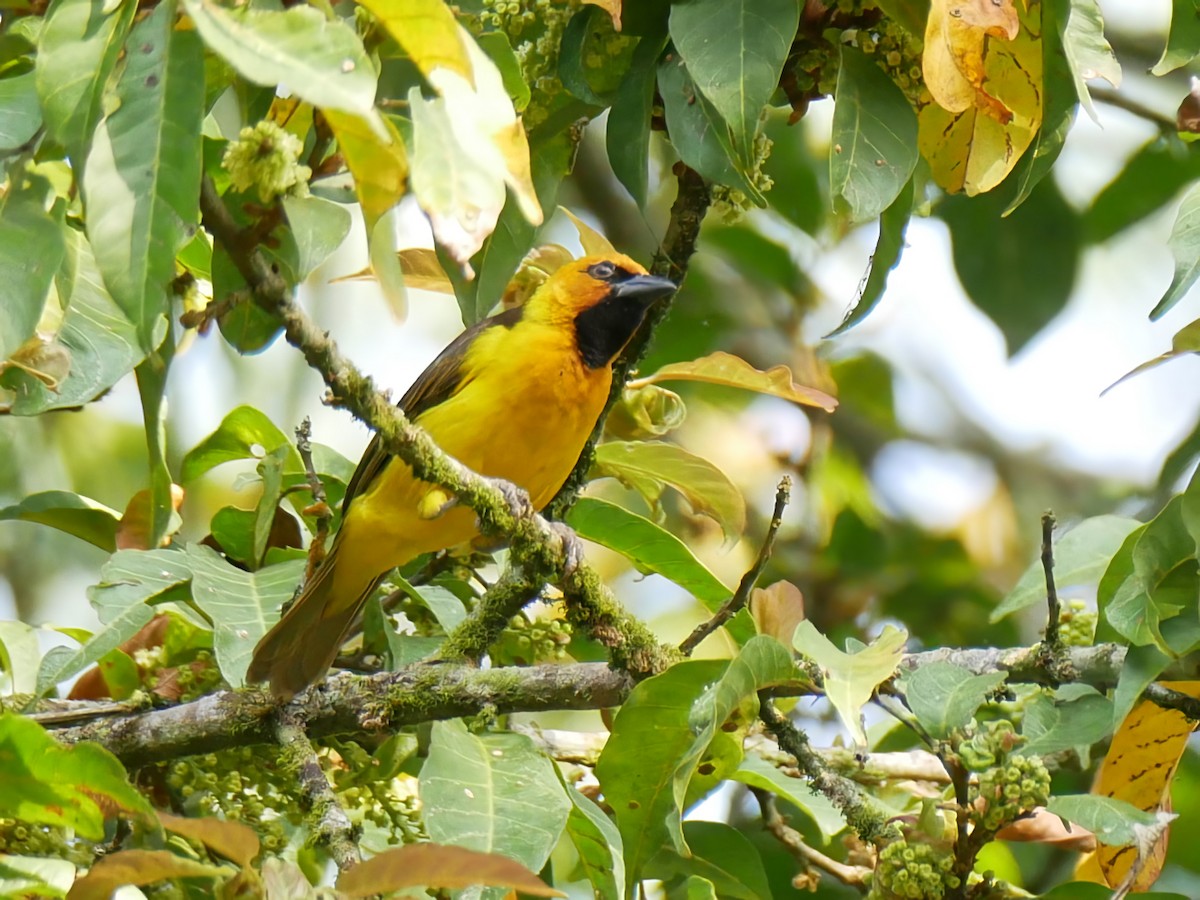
[610,273,678,307]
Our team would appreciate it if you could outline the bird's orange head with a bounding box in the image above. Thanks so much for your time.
[524,253,677,369]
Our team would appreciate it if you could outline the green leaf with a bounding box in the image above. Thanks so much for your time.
[826,175,914,337]
[184,544,305,688]
[0,71,40,153]
[829,45,919,223]
[181,405,298,482]
[476,31,530,111]
[557,768,625,899]
[1004,1,1077,217]
[1055,0,1120,120]
[0,184,65,362]
[83,0,203,353]
[6,227,147,415]
[596,638,795,886]
[668,0,798,165]
[874,0,930,36]
[182,0,381,126]
[559,7,616,106]
[0,490,120,552]
[730,755,846,840]
[1084,139,1200,246]
[993,515,1141,622]
[35,549,193,696]
[1151,181,1200,320]
[607,34,666,207]
[591,441,745,543]
[0,854,75,898]
[1045,794,1163,846]
[420,720,571,874]
[1152,0,1200,75]
[792,621,907,746]
[566,498,732,611]
[901,662,1007,738]
[657,52,763,204]
[35,0,136,164]
[282,195,352,280]
[250,446,289,569]
[653,821,772,900]
[1110,643,1171,728]
[940,177,1081,354]
[1100,496,1197,651]
[1019,687,1113,757]
[0,713,154,841]
[134,344,176,552]
[0,621,39,695]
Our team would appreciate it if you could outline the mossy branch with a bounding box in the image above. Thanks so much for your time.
[33,644,1131,769]
[197,177,671,676]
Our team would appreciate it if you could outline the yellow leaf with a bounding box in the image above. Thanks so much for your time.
[398,248,455,293]
[560,207,617,257]
[1083,682,1200,891]
[323,110,409,230]
[919,0,1043,194]
[924,0,1020,122]
[355,0,472,83]
[628,350,838,412]
[408,26,542,271]
[501,244,577,309]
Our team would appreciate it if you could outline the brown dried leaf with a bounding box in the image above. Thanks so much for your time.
[750,580,806,646]
[336,843,564,898]
[66,850,229,900]
[157,811,261,867]
[116,484,185,550]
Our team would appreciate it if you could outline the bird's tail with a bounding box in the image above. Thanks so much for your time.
[246,537,384,700]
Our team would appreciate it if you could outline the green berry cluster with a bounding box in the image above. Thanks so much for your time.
[0,819,95,865]
[1057,599,1097,647]
[163,748,294,854]
[476,0,578,128]
[853,17,929,106]
[335,778,427,845]
[975,754,1051,832]
[956,719,1022,772]
[222,120,313,204]
[871,837,960,900]
[710,132,776,224]
[489,613,573,666]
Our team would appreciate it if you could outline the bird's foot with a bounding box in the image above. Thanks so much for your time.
[548,521,586,576]
[492,478,534,522]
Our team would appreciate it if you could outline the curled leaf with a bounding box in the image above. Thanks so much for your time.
[629,350,837,411]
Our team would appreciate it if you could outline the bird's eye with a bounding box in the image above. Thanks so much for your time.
[588,261,616,281]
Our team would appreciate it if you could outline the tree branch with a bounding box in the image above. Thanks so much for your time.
[1041,511,1060,647]
[197,177,673,677]
[33,643,1139,767]
[680,476,791,655]
[275,706,360,872]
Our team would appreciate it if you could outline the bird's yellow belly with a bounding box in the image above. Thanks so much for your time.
[339,336,609,574]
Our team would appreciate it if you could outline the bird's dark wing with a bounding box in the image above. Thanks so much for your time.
[339,306,524,513]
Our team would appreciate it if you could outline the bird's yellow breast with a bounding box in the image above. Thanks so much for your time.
[336,316,610,576]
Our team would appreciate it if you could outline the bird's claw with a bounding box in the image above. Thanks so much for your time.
[493,479,534,522]
[549,521,585,576]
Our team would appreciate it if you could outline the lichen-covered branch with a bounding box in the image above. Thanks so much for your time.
[197,177,672,677]
[275,706,360,872]
[30,643,1142,768]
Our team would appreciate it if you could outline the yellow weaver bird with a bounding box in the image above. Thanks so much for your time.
[248,254,676,699]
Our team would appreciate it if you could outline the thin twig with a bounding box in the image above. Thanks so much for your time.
[295,417,332,583]
[1091,87,1177,133]
[276,705,360,872]
[680,476,791,655]
[757,694,893,842]
[1041,512,1060,647]
[753,788,871,888]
